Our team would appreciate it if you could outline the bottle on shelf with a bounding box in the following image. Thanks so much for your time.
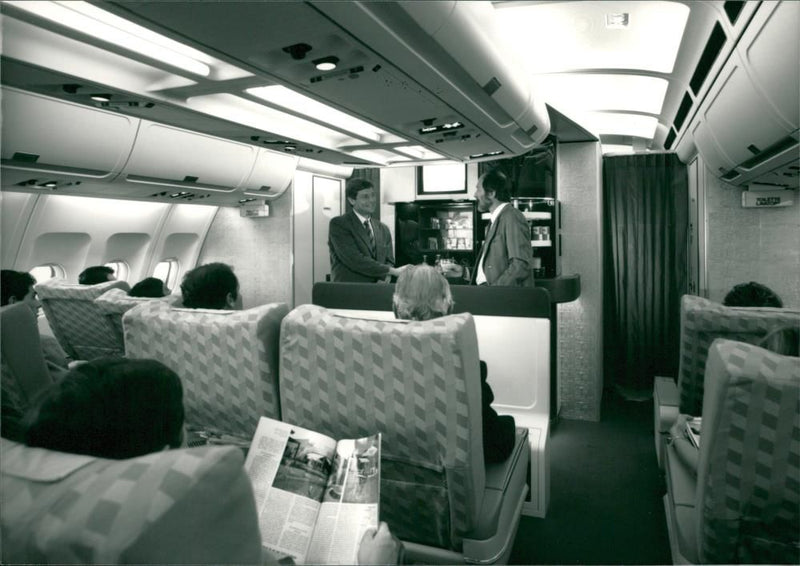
[434,254,443,273]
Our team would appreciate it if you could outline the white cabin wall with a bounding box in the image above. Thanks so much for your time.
[557,142,604,422]
[10,194,171,283]
[196,188,293,309]
[703,164,800,308]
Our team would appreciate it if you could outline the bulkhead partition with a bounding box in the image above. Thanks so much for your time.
[311,281,551,517]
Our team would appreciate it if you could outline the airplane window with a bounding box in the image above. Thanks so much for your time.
[29,264,66,284]
[104,260,129,282]
[153,259,180,292]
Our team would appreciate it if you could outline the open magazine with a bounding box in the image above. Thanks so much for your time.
[244,416,381,565]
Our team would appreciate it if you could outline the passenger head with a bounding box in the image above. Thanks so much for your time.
[130,277,168,298]
[757,324,800,357]
[474,167,511,212]
[1,269,39,315]
[180,262,241,310]
[393,263,453,321]
[345,178,377,218]
[78,265,115,285]
[23,358,184,459]
[723,281,783,308]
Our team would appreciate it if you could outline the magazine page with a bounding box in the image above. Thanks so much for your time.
[685,417,702,449]
[244,417,338,564]
[306,434,381,565]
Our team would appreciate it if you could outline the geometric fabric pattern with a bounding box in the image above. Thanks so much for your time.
[278,304,485,551]
[34,278,131,361]
[697,338,800,564]
[1,439,261,564]
[123,300,288,438]
[94,287,175,347]
[677,295,800,416]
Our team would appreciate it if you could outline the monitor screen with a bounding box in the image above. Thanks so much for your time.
[416,163,468,195]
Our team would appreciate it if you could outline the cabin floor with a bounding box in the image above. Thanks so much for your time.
[510,387,672,565]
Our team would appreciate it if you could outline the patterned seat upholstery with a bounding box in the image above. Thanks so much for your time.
[1,438,261,564]
[34,279,131,361]
[677,295,800,416]
[663,339,800,564]
[1,303,56,440]
[123,300,288,439]
[279,305,529,563]
[94,287,176,347]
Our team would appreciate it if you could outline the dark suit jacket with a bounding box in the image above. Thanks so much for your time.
[480,361,516,464]
[473,204,534,286]
[329,211,395,282]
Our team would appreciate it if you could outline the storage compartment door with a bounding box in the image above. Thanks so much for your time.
[120,121,257,192]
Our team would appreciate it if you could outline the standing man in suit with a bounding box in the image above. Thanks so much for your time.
[329,178,406,282]
[471,168,534,286]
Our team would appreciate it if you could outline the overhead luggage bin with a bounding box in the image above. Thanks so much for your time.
[0,87,138,187]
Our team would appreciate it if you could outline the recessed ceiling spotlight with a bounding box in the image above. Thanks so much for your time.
[91,94,112,102]
[313,56,339,71]
[605,13,630,28]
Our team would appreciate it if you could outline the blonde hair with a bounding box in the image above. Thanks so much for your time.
[393,264,453,321]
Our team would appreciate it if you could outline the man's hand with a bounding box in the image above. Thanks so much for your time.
[358,522,402,565]
[387,265,410,278]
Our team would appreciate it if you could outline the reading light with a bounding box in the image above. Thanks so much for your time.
[90,94,111,102]
[313,56,339,71]
[6,1,212,76]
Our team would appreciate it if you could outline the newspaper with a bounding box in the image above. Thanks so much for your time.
[244,416,381,565]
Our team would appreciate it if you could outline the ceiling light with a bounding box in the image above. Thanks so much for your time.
[536,74,668,114]
[605,13,629,28]
[5,1,211,76]
[247,86,395,143]
[90,94,111,102]
[313,56,339,71]
[575,112,659,139]
[495,1,689,74]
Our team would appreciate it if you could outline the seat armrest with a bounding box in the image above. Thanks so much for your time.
[654,376,680,468]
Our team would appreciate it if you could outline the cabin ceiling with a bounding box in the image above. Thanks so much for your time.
[1,0,796,196]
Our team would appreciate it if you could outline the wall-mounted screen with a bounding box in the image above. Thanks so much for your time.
[416,163,468,195]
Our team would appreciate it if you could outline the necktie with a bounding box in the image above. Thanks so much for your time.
[364,219,376,256]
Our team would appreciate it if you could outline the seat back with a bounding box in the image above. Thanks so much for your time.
[697,339,800,564]
[123,300,288,438]
[1,303,55,439]
[279,304,485,550]
[1,438,261,564]
[94,287,176,346]
[34,279,131,360]
[677,295,800,415]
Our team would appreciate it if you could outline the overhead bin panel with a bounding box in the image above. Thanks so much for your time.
[0,87,138,181]
[684,0,799,187]
[240,149,299,200]
[111,1,549,161]
[119,121,258,192]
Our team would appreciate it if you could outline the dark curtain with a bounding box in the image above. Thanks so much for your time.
[603,153,688,395]
[348,168,381,221]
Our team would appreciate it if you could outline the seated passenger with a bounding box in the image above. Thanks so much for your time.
[180,262,242,310]
[23,358,185,459]
[20,356,402,564]
[78,265,115,285]
[129,276,169,298]
[757,324,800,357]
[1,269,70,380]
[392,263,516,463]
[723,281,783,308]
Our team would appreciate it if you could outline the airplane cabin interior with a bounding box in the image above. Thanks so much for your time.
[1,1,798,564]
